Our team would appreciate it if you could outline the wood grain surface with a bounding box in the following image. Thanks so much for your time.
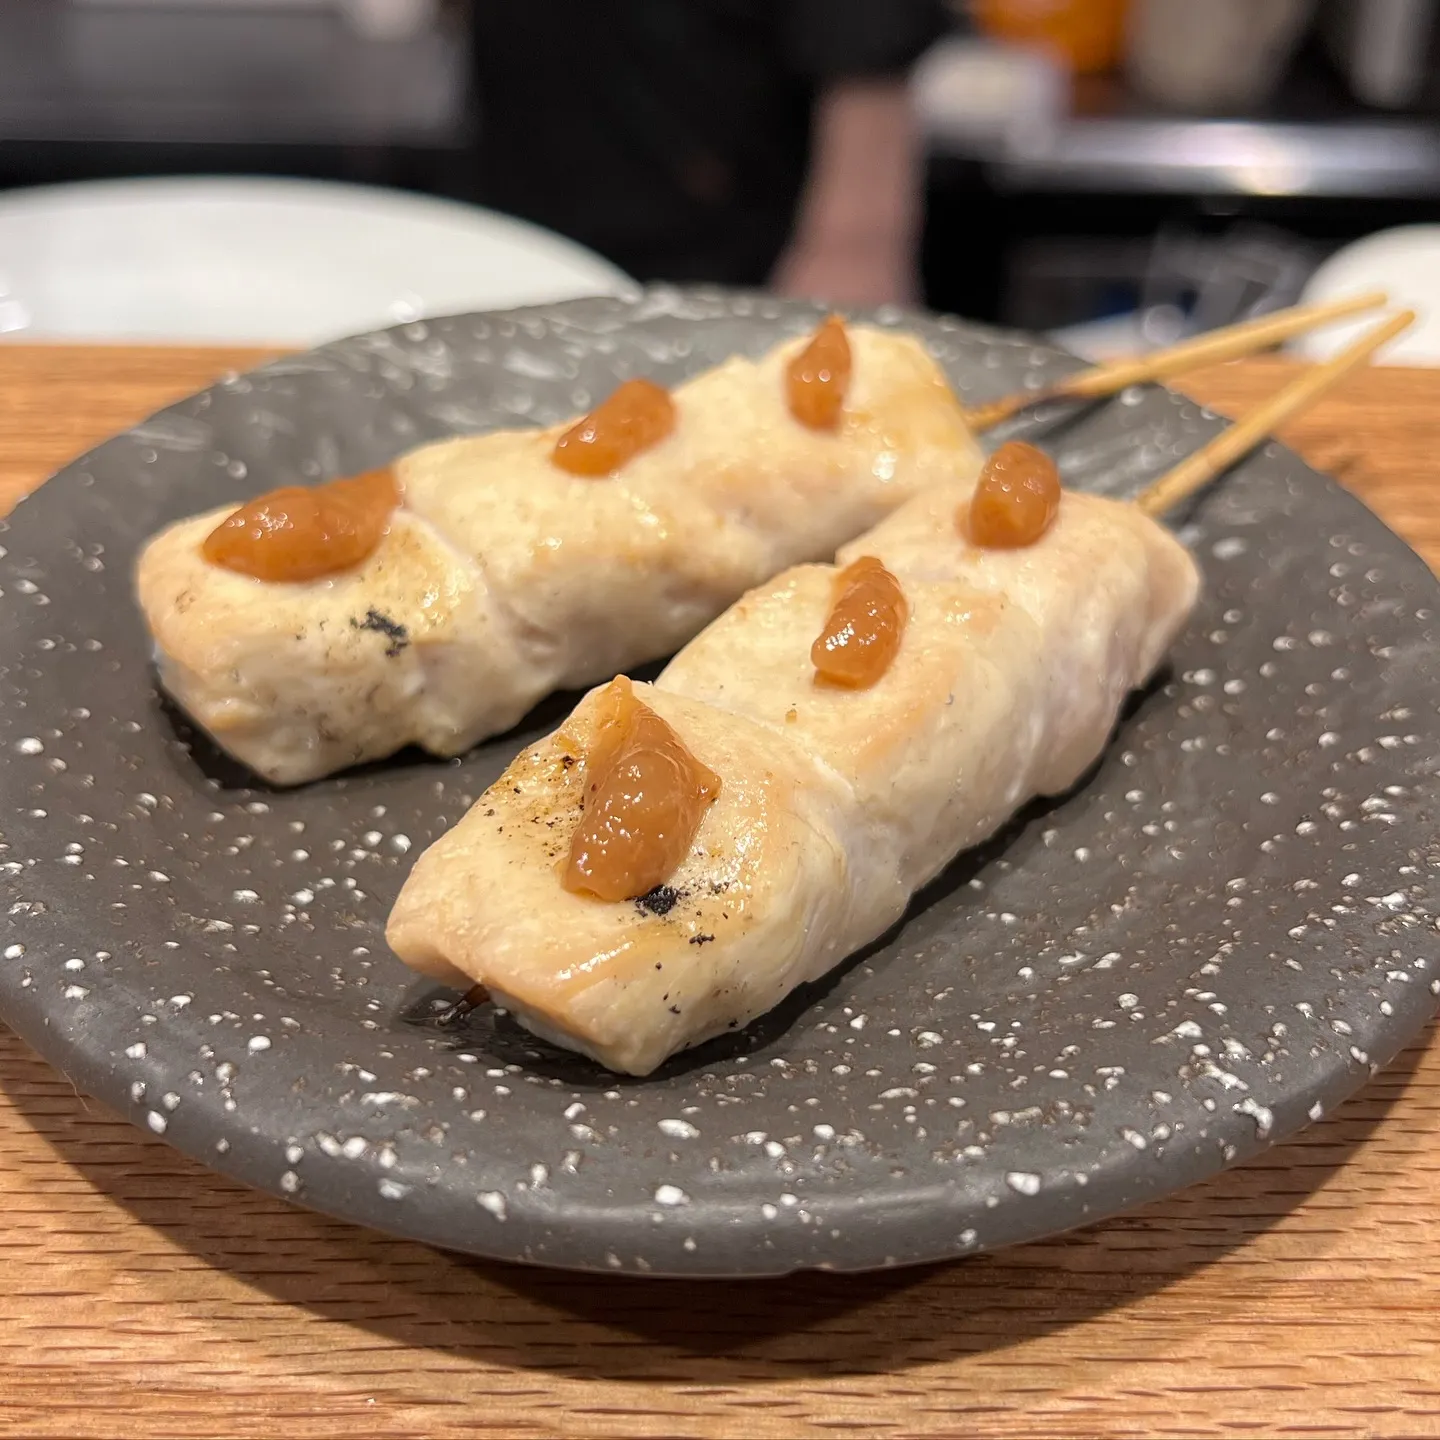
[0,345,1438,1440]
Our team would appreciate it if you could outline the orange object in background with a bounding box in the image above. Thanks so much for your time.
[973,0,1131,73]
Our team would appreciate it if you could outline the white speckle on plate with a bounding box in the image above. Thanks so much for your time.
[248,1035,271,1053]
[658,1118,699,1140]
[1005,1171,1041,1196]
[654,1184,689,1207]
[478,1190,508,1220]
[1235,1097,1274,1139]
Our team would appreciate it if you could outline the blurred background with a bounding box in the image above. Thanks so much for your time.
[3,0,1439,356]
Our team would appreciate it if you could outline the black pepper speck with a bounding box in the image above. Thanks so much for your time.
[349,608,408,658]
[636,885,682,917]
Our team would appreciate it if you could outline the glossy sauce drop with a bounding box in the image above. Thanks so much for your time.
[552,378,676,476]
[963,440,1062,549]
[786,314,852,430]
[563,679,721,902]
[202,467,399,583]
[811,555,908,689]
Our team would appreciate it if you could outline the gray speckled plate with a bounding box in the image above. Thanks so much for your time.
[1,289,1437,1278]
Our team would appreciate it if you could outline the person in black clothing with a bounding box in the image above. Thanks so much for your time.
[470,0,945,305]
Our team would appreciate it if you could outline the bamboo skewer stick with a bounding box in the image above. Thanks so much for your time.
[961,289,1390,432]
[1134,309,1415,520]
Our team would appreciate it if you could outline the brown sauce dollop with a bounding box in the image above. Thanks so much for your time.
[811,555,908,689]
[563,679,721,902]
[202,467,399,583]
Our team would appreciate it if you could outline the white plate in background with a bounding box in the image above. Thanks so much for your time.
[1296,226,1440,366]
[0,176,636,345]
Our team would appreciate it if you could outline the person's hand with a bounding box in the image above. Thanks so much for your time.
[770,235,920,308]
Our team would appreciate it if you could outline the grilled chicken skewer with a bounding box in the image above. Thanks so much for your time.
[136,319,981,785]
[388,447,1198,1074]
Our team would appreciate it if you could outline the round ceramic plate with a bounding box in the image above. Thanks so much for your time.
[1,291,1437,1278]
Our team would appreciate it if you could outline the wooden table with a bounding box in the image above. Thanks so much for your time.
[2,346,1439,1440]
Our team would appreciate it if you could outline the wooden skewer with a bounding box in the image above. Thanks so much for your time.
[437,982,491,1025]
[961,289,1390,432]
[1134,308,1415,519]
